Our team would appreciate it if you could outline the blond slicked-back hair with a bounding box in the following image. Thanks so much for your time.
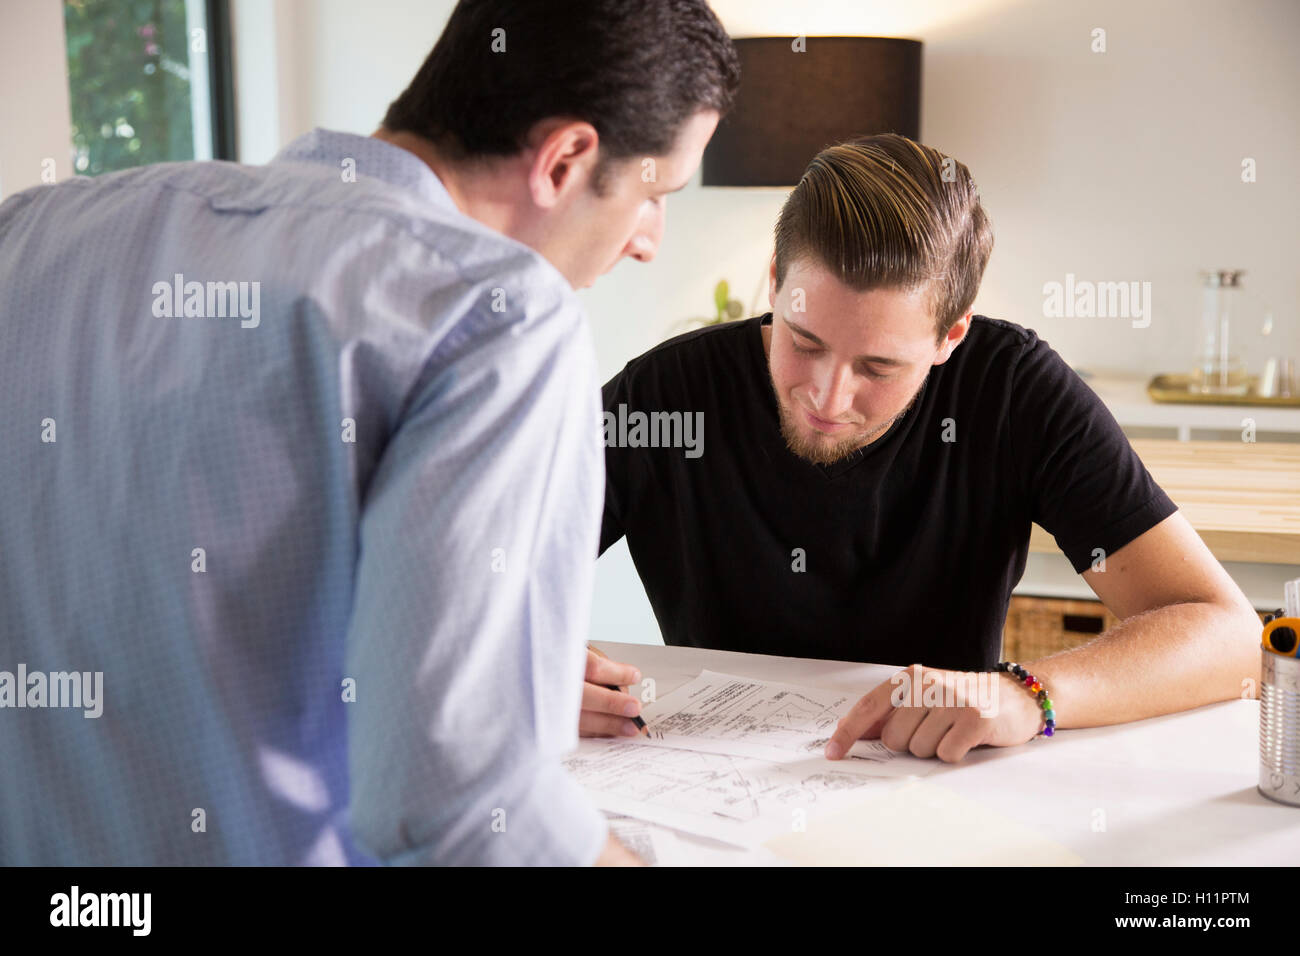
[773,134,994,343]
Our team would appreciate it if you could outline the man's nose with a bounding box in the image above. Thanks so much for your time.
[810,363,855,418]
[624,204,665,263]
[624,233,657,263]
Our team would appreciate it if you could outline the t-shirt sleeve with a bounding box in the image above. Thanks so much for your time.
[1009,333,1178,574]
[598,366,632,556]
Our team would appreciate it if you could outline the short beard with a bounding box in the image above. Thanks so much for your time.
[773,376,925,466]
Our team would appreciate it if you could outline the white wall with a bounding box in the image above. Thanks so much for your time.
[920,0,1299,377]
[229,0,1300,642]
[238,0,1299,381]
[578,0,1300,383]
[0,1,74,198]
[243,0,453,146]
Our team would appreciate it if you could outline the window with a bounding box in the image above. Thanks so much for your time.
[63,0,235,177]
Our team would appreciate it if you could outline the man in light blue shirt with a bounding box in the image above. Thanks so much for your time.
[0,0,736,865]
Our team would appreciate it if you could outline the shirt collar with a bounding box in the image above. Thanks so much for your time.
[271,128,456,210]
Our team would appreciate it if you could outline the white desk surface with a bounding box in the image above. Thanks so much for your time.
[590,640,1300,866]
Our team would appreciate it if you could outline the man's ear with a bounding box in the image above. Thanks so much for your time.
[526,119,601,209]
[767,253,779,311]
[934,310,973,364]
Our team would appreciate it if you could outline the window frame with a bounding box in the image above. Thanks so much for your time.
[205,0,238,161]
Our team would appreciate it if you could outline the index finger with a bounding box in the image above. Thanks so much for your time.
[585,647,641,689]
[824,666,915,760]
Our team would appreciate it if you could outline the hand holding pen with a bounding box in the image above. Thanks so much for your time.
[579,644,649,738]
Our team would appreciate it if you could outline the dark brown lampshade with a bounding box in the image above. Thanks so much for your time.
[702,36,923,187]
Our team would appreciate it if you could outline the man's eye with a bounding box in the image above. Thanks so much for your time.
[792,340,890,378]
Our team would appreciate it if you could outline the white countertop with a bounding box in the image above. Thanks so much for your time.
[1085,373,1300,439]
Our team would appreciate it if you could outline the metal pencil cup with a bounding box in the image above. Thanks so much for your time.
[1260,617,1300,807]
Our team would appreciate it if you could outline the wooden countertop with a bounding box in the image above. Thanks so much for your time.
[1029,440,1300,565]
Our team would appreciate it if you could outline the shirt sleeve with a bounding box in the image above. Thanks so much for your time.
[344,295,608,866]
[1009,332,1178,574]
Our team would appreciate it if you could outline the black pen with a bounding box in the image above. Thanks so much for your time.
[588,643,649,736]
[601,683,648,734]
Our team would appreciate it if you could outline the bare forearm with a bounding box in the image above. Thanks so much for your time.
[1021,600,1261,729]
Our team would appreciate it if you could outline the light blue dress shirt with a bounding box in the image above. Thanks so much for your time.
[0,129,608,865]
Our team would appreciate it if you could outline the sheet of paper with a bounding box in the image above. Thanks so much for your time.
[567,738,906,847]
[603,815,675,866]
[638,669,934,776]
[604,814,791,866]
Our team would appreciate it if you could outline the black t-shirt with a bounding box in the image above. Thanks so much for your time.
[599,313,1178,670]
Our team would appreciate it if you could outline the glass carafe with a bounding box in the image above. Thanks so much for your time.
[1191,269,1248,395]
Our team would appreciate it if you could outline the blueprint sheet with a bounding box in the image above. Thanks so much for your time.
[568,671,936,847]
[639,670,934,774]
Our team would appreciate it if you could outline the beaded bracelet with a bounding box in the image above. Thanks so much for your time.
[994,661,1056,737]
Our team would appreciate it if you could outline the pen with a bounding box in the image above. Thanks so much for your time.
[587,644,649,735]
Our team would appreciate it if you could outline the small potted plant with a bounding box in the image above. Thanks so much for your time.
[679,280,745,331]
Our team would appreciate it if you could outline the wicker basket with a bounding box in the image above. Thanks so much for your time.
[1002,595,1272,662]
[1001,596,1119,661]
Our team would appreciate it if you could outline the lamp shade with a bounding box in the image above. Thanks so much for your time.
[702,36,922,187]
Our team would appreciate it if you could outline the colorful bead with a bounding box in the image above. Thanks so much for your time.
[996,661,1056,741]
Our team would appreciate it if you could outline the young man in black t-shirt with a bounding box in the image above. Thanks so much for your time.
[581,135,1263,764]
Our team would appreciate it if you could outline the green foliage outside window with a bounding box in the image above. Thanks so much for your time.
[64,0,196,176]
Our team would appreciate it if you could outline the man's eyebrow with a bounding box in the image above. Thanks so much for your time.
[786,319,907,366]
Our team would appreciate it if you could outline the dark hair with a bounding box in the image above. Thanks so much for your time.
[382,0,740,192]
[774,134,994,343]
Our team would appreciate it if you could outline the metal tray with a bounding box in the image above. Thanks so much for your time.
[1147,373,1300,406]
